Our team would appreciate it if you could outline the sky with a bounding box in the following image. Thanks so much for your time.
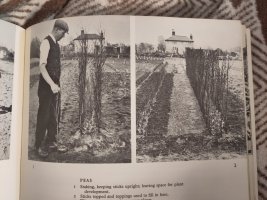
[29,16,130,46]
[0,20,16,51]
[28,16,243,51]
[135,16,243,51]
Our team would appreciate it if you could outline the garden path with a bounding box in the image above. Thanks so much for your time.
[166,58,207,136]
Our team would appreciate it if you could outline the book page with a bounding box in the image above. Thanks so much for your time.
[244,28,258,200]
[21,16,251,200]
[0,20,25,200]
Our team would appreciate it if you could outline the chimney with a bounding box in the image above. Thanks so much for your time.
[81,30,84,36]
[172,29,175,36]
[190,34,193,40]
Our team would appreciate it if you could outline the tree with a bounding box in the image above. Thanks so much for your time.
[137,42,154,55]
[30,37,41,58]
[216,48,223,56]
[157,35,166,52]
[146,43,154,53]
[6,51,14,62]
[137,42,145,55]
[230,51,237,57]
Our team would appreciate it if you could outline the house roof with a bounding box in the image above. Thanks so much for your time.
[165,35,193,42]
[74,33,103,40]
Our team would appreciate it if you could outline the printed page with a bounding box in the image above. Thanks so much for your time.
[0,20,25,200]
[21,16,251,200]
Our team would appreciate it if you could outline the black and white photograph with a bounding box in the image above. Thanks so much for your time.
[28,16,131,163]
[0,21,15,160]
[243,36,253,155]
[136,17,247,162]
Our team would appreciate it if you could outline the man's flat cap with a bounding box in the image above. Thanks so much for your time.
[54,19,69,33]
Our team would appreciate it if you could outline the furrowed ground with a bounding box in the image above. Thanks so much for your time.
[136,57,246,162]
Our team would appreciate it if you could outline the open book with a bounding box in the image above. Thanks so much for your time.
[0,15,258,200]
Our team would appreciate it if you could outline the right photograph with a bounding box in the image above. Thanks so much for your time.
[135,17,247,163]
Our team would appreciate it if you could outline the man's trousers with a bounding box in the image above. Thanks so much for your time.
[35,89,58,149]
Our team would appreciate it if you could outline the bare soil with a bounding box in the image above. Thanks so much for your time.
[0,60,13,160]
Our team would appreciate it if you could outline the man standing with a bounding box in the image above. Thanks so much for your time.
[35,19,69,157]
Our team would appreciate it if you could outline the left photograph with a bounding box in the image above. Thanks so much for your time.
[0,20,15,160]
[28,16,131,163]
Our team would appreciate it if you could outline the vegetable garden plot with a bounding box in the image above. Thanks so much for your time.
[136,63,167,136]
[136,59,162,82]
[29,59,131,163]
[137,72,174,159]
[136,54,247,162]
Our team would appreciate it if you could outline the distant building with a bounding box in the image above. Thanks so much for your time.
[165,29,194,55]
[73,30,105,54]
[0,46,8,59]
[61,42,75,58]
[105,43,130,57]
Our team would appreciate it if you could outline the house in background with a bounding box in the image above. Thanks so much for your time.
[61,42,75,58]
[165,29,194,56]
[0,46,8,59]
[73,30,105,54]
[105,43,130,58]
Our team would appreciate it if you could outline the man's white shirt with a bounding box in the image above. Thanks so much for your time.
[39,34,56,66]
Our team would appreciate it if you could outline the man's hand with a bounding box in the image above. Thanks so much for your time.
[40,63,61,94]
[51,83,60,94]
